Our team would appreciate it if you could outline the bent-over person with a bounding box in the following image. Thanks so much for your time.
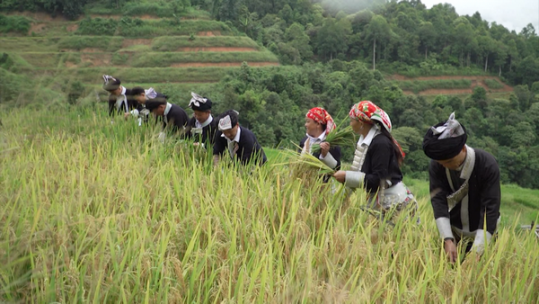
[186,92,219,148]
[213,110,266,166]
[423,112,501,263]
[102,75,138,119]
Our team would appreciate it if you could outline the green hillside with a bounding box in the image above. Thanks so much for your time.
[0,12,280,102]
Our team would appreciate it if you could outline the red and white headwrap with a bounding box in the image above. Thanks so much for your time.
[349,100,393,132]
[306,107,336,135]
[349,101,405,158]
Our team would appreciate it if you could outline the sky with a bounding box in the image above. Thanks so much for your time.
[420,0,538,32]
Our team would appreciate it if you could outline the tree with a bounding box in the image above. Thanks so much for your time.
[284,23,312,61]
[452,19,475,67]
[477,35,496,72]
[315,18,352,61]
[418,21,436,59]
[365,15,391,70]
[520,23,537,39]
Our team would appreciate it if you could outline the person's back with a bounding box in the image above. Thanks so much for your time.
[145,100,189,139]
[166,104,189,133]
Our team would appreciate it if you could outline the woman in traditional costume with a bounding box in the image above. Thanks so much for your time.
[333,101,417,218]
[299,107,341,181]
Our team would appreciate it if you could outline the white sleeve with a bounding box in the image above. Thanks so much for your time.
[471,229,492,255]
[344,171,365,188]
[435,217,455,240]
[319,152,338,169]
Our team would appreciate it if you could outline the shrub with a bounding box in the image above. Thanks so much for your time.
[0,15,31,34]
[76,17,119,36]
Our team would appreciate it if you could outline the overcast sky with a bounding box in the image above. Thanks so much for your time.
[420,0,538,32]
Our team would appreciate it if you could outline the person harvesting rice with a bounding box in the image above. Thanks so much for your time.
[333,101,417,219]
[299,107,342,182]
[422,113,501,263]
[185,92,219,148]
[130,87,166,125]
[213,110,266,167]
[144,99,189,142]
[102,75,138,120]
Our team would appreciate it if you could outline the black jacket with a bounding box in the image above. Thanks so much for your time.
[163,104,189,135]
[108,88,139,117]
[186,116,219,146]
[429,148,501,235]
[360,134,403,194]
[213,126,267,165]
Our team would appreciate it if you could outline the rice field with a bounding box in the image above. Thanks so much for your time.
[1,107,538,303]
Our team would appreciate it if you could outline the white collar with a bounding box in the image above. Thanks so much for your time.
[307,132,326,143]
[458,145,475,179]
[357,124,380,147]
[196,115,213,128]
[115,86,128,111]
[164,102,172,116]
[221,126,241,143]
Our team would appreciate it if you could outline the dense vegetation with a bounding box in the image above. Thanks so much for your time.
[2,0,539,189]
[2,0,539,86]
[201,62,539,189]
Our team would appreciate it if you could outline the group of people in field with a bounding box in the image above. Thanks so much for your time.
[102,74,501,263]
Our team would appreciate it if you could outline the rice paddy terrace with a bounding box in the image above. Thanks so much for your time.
[0,11,280,98]
[388,74,514,96]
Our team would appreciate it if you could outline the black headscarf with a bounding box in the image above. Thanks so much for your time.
[145,100,166,112]
[188,92,212,111]
[422,113,467,161]
[103,75,121,92]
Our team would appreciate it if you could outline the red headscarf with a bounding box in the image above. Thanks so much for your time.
[349,101,392,132]
[349,101,405,159]
[306,107,336,135]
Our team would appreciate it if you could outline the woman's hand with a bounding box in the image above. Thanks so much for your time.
[444,239,458,263]
[333,170,346,183]
[319,142,330,157]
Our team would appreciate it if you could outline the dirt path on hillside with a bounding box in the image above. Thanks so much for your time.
[29,23,47,34]
[391,74,513,95]
[122,39,153,48]
[81,53,113,66]
[197,31,221,36]
[9,12,66,22]
[170,62,279,67]
[403,89,474,96]
[177,47,257,52]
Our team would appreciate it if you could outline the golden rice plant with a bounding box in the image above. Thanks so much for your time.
[0,107,538,303]
[311,123,356,155]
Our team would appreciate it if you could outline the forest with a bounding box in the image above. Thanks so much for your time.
[2,0,539,188]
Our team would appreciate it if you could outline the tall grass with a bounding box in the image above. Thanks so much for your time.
[129,51,278,67]
[1,108,538,302]
[75,18,232,37]
[484,79,504,89]
[0,37,60,52]
[57,36,124,51]
[151,36,260,51]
